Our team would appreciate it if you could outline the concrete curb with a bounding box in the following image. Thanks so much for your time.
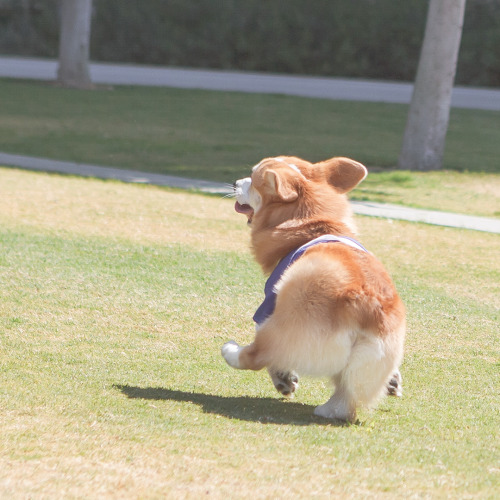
[350,201,500,234]
[0,152,228,194]
[1,152,499,234]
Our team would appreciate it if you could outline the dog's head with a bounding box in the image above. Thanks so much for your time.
[234,155,367,228]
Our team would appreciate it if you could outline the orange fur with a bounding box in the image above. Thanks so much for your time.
[222,156,405,422]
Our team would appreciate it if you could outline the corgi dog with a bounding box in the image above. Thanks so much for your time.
[222,156,405,422]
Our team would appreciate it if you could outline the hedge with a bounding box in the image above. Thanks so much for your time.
[1,0,499,87]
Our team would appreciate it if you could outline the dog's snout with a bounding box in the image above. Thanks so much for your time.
[234,177,252,194]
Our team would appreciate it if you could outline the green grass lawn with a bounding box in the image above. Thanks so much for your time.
[0,168,498,498]
[1,79,499,217]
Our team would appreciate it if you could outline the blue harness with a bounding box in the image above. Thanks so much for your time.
[253,235,369,325]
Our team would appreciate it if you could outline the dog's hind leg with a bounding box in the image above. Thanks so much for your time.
[268,368,299,396]
[314,335,399,422]
[314,376,357,422]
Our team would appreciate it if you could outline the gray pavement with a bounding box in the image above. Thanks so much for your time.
[1,56,500,110]
[1,152,499,234]
[350,200,500,234]
[0,152,227,193]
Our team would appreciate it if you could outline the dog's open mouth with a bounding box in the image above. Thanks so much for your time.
[235,201,254,223]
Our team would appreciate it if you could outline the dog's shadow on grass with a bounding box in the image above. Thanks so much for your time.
[115,385,349,427]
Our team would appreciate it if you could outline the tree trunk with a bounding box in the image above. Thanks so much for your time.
[398,0,466,170]
[57,0,93,89]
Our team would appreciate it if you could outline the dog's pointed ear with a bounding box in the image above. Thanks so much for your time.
[319,157,368,193]
[265,170,299,202]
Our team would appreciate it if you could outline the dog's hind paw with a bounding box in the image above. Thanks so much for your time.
[314,399,355,423]
[387,370,403,397]
[268,369,299,397]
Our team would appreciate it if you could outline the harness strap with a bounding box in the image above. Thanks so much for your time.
[253,235,368,325]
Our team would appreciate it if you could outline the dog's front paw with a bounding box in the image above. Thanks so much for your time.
[268,369,299,397]
[221,341,242,369]
[387,370,403,397]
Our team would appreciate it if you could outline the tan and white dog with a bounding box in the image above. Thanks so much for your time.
[222,156,405,422]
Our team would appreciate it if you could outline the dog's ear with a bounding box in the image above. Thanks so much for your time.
[265,170,299,202]
[319,157,368,193]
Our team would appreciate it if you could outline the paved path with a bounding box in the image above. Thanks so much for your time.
[0,152,226,193]
[1,56,500,110]
[1,152,499,234]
